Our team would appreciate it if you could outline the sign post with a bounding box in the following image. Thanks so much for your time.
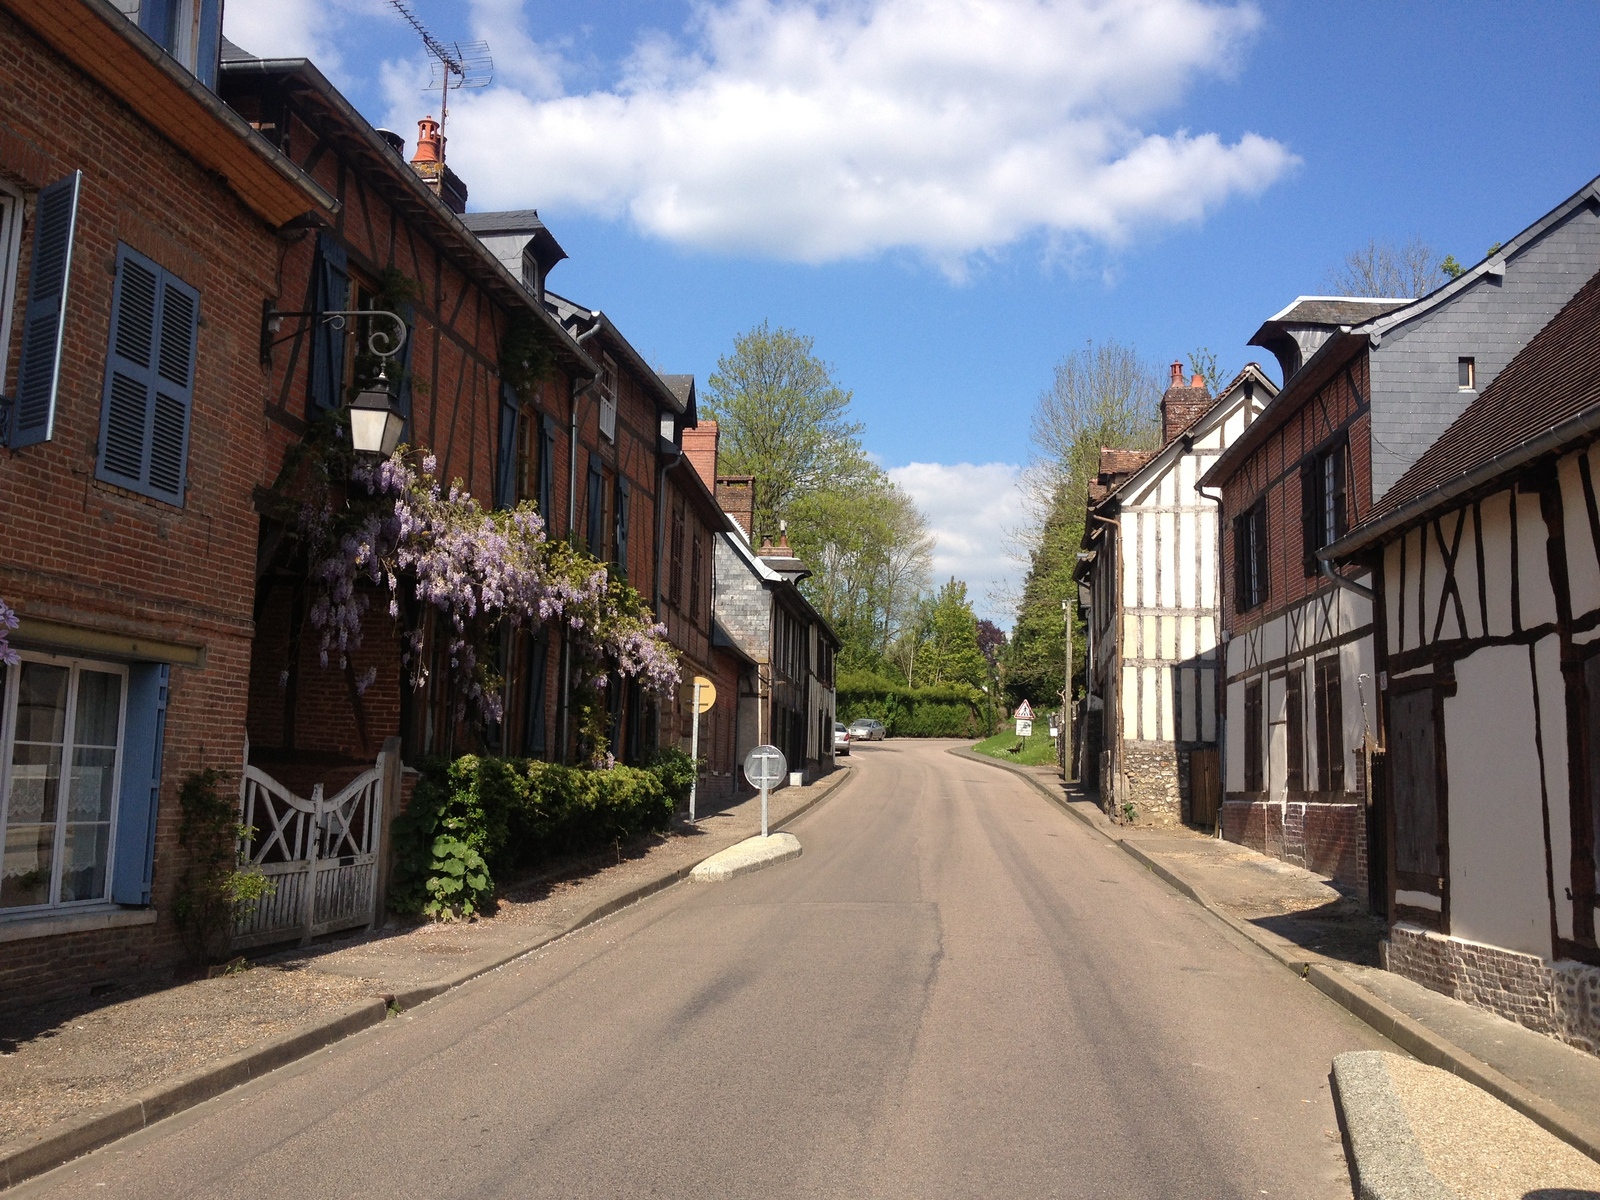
[1014,699,1035,738]
[743,744,787,838]
[687,676,716,823]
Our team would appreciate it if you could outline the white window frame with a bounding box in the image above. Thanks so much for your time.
[0,652,129,914]
[598,354,618,442]
[0,180,25,397]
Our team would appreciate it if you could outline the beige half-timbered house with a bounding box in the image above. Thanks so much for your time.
[1327,266,1600,1054]
[1078,363,1272,824]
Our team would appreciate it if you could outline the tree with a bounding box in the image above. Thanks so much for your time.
[976,620,1006,666]
[914,579,987,688]
[1327,235,1446,299]
[704,322,863,544]
[1004,478,1082,706]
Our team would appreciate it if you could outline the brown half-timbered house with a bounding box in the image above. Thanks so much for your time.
[0,0,335,1007]
[1327,266,1600,1055]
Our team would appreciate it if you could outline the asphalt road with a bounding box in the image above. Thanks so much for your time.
[18,739,1389,1199]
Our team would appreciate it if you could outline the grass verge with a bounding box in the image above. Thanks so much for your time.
[971,727,1060,767]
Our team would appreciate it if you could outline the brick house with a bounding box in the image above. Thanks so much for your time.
[1201,173,1600,900]
[0,0,334,1007]
[215,58,604,780]
[1327,267,1600,1054]
[1076,363,1272,825]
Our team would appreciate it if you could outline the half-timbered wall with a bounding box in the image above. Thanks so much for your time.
[1373,439,1600,1052]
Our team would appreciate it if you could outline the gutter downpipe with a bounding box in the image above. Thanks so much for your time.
[1196,482,1229,829]
[558,317,604,764]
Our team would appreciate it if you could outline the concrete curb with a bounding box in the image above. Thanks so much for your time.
[0,765,860,1192]
[689,832,802,882]
[1332,1051,1455,1200]
[952,743,1600,1165]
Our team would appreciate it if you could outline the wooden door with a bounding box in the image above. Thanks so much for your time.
[1388,686,1445,923]
[1189,747,1221,828]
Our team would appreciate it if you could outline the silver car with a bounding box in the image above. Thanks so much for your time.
[848,718,886,742]
[833,722,851,755]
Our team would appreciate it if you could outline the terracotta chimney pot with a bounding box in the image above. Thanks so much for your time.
[1191,373,1204,389]
[412,116,442,165]
[1170,361,1183,386]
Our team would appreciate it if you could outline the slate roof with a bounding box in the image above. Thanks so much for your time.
[1256,296,1411,329]
[1367,266,1600,525]
[1097,448,1158,478]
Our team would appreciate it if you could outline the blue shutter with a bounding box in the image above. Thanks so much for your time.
[309,234,349,413]
[11,171,81,448]
[112,663,170,905]
[523,632,549,756]
[495,382,519,510]
[586,454,604,556]
[138,0,174,50]
[96,245,197,506]
[195,0,222,88]
[539,415,556,519]
[615,479,630,575]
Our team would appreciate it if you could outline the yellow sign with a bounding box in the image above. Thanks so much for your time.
[693,676,717,713]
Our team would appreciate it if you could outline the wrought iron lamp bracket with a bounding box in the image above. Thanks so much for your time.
[260,301,408,364]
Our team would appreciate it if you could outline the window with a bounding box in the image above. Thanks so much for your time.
[1233,500,1267,612]
[598,355,617,442]
[1458,357,1476,391]
[1243,680,1264,792]
[538,414,556,521]
[689,532,703,623]
[117,0,222,88]
[97,244,198,506]
[1300,442,1347,574]
[614,479,631,577]
[0,180,24,398]
[1285,669,1305,793]
[585,455,605,558]
[495,383,519,511]
[669,505,686,608]
[1314,657,1344,793]
[515,407,537,505]
[0,657,127,911]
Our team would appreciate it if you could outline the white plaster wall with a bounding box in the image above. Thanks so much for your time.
[1268,673,1287,801]
[1446,643,1553,960]
[1517,487,1559,629]
[1225,679,1246,790]
[1122,665,1138,739]
[1122,512,1138,609]
[1421,519,1446,646]
[1563,449,1600,621]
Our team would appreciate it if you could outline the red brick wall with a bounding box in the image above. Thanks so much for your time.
[1222,798,1366,891]
[0,9,288,1002]
[1219,355,1372,634]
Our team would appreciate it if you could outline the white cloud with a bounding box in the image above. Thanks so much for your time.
[223,0,348,75]
[433,0,1296,268]
[889,461,1026,626]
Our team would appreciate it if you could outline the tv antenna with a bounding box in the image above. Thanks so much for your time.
[388,1,493,142]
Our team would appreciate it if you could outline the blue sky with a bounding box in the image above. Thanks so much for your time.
[225,1,1600,625]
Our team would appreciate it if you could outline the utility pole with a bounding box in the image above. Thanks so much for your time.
[1061,599,1074,781]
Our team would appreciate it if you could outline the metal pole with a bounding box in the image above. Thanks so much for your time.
[761,781,769,838]
[689,680,701,823]
[1063,600,1074,781]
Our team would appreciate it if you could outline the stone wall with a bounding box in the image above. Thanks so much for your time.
[1118,740,1181,825]
[1384,923,1600,1057]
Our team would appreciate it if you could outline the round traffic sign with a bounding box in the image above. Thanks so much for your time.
[693,676,717,713]
[743,744,787,789]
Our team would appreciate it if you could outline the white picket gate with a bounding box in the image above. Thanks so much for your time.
[232,745,397,949]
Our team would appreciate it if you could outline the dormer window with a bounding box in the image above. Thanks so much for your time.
[1458,357,1476,391]
[598,355,617,441]
[113,0,221,88]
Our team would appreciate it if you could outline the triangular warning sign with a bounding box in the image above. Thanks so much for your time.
[1014,700,1034,720]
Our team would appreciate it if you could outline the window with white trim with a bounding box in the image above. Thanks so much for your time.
[0,180,24,396]
[598,354,617,442]
[0,655,127,911]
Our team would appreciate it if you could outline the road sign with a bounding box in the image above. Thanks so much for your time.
[744,744,787,788]
[1014,700,1035,720]
[1015,719,1033,737]
[693,676,717,713]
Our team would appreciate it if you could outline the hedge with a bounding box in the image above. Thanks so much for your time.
[835,672,995,738]
[390,748,694,919]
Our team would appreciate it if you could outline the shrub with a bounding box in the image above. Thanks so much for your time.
[836,672,991,737]
[390,753,679,919]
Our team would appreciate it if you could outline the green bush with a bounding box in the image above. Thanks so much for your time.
[836,671,992,738]
[390,753,678,919]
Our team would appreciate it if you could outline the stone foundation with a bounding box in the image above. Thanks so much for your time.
[1384,923,1600,1056]
[1220,799,1367,892]
[1117,741,1181,825]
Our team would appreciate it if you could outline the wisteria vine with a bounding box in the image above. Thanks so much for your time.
[291,447,679,734]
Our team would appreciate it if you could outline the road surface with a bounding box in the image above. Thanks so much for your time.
[18,739,1387,1198]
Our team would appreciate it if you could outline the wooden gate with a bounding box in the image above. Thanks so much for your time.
[1189,747,1221,828]
[232,747,396,949]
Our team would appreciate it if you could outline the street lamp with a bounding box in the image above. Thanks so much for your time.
[349,363,405,457]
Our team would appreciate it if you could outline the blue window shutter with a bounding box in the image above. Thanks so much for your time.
[138,0,174,50]
[615,478,630,575]
[112,663,170,905]
[195,0,222,88]
[495,382,519,510]
[539,414,556,519]
[309,234,349,413]
[586,454,604,557]
[523,632,548,756]
[11,171,81,448]
[96,245,197,505]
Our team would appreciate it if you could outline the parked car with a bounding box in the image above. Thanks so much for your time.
[833,722,851,755]
[848,718,886,742]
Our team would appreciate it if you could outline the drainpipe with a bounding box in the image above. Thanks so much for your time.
[1317,556,1377,601]
[557,317,604,765]
[1197,482,1228,830]
[652,433,682,756]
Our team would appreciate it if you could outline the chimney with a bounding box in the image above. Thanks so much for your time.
[682,421,719,492]
[409,115,468,215]
[1160,358,1213,443]
[715,475,756,542]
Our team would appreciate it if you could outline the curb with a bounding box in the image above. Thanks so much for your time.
[0,765,859,1192]
[689,832,803,882]
[1331,1051,1454,1200]
[952,743,1600,1165]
